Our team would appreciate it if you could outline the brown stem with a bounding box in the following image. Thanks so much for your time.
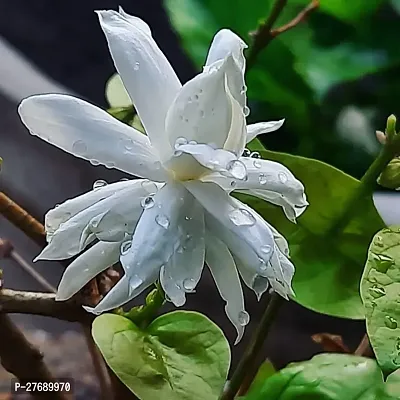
[0,289,94,324]
[0,313,68,400]
[354,334,374,357]
[246,0,319,69]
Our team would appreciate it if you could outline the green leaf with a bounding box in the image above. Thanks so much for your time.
[243,353,397,400]
[247,360,276,396]
[105,73,132,108]
[238,149,385,319]
[92,311,230,400]
[360,226,400,375]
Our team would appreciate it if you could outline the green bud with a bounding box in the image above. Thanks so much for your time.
[385,114,397,141]
[378,156,400,189]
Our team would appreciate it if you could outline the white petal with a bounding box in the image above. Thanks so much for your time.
[36,180,151,260]
[118,7,151,36]
[205,234,246,344]
[246,120,285,143]
[160,200,205,307]
[184,181,275,277]
[56,241,121,301]
[18,94,166,181]
[45,180,138,237]
[120,182,195,288]
[206,29,247,108]
[97,10,181,156]
[85,273,156,314]
[165,56,236,155]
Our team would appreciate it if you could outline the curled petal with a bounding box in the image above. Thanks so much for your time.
[36,180,151,260]
[185,181,275,277]
[246,120,285,143]
[206,234,246,344]
[56,241,121,301]
[118,7,151,36]
[97,10,181,156]
[165,55,237,155]
[18,94,166,181]
[160,200,205,307]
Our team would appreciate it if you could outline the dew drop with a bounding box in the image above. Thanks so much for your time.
[228,208,256,226]
[226,160,247,180]
[134,62,140,71]
[120,240,131,255]
[385,316,398,329]
[230,180,237,188]
[174,137,188,156]
[93,179,107,190]
[105,161,116,168]
[129,275,144,296]
[140,196,155,210]
[122,138,135,151]
[155,214,170,229]
[369,284,386,298]
[278,172,288,183]
[260,245,272,254]
[259,173,268,185]
[242,148,251,157]
[243,106,250,117]
[194,94,199,100]
[375,235,384,248]
[238,311,250,326]
[259,258,268,271]
[200,110,205,117]
[395,337,400,351]
[250,151,260,159]
[141,180,159,195]
[374,253,394,273]
[183,278,196,291]
[240,85,247,95]
[253,159,262,169]
[120,178,129,182]
[72,140,87,155]
[393,354,400,366]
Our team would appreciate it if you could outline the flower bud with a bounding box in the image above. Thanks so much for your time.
[385,114,397,141]
[378,156,400,189]
[376,130,386,145]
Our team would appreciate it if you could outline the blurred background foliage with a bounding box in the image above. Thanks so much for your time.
[164,0,400,179]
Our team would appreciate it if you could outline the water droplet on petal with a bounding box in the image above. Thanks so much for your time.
[369,284,386,298]
[155,214,170,229]
[134,62,140,71]
[385,316,398,329]
[90,159,100,166]
[226,160,247,180]
[259,258,268,271]
[93,179,107,190]
[141,180,159,195]
[129,275,144,296]
[174,137,188,156]
[141,196,155,210]
[105,161,116,168]
[122,138,135,151]
[230,180,237,188]
[253,159,262,169]
[120,240,131,255]
[259,173,268,185]
[228,208,256,226]
[242,148,251,157]
[194,94,199,100]
[183,278,196,291]
[260,245,272,254]
[240,85,247,95]
[238,310,250,326]
[188,140,197,145]
[243,106,250,117]
[250,151,260,159]
[200,110,205,117]
[72,140,87,155]
[120,178,129,182]
[278,172,288,183]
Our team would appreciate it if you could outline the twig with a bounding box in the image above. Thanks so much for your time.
[0,313,68,400]
[354,334,374,357]
[220,293,284,400]
[246,0,319,69]
[0,289,94,323]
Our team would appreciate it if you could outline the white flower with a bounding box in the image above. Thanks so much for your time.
[18,8,307,342]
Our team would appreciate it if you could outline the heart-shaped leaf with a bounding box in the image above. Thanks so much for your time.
[92,311,230,400]
[244,353,399,400]
[360,226,400,374]
[238,149,385,319]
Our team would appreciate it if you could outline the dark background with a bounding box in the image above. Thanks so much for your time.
[0,0,399,395]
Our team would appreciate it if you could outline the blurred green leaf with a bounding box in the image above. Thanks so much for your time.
[105,73,132,108]
[360,226,400,375]
[238,149,385,319]
[243,353,399,400]
[92,312,230,400]
[246,360,276,396]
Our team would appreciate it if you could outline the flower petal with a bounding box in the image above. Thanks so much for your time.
[184,181,275,277]
[165,55,237,155]
[36,180,152,260]
[18,94,166,181]
[56,241,121,301]
[205,29,247,108]
[97,10,181,156]
[120,181,196,293]
[205,234,247,344]
[246,120,285,143]
[160,200,205,307]
[118,7,151,36]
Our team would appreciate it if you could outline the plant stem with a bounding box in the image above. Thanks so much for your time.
[328,146,396,236]
[220,293,284,400]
